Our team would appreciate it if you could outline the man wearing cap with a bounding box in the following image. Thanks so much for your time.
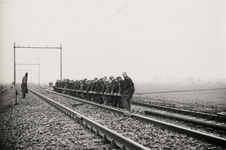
[121,72,135,111]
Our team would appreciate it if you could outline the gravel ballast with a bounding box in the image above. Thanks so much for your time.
[0,85,108,150]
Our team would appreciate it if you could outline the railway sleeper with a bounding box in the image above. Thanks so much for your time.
[72,103,84,107]
[110,140,119,149]
[77,134,93,139]
[86,145,109,149]
[79,139,102,143]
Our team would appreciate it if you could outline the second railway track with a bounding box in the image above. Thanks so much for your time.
[32,86,226,149]
[131,101,226,135]
[131,100,226,122]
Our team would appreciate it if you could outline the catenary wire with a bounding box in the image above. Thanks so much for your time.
[61,0,110,44]
[67,0,134,48]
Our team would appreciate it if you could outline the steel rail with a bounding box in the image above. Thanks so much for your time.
[132,101,226,122]
[41,87,226,147]
[144,110,226,131]
[53,87,121,96]
[29,88,149,150]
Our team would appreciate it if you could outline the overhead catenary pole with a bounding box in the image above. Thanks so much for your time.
[14,42,18,104]
[15,45,61,83]
[60,43,62,80]
[16,64,40,85]
[14,43,62,104]
[14,42,16,85]
[38,63,40,85]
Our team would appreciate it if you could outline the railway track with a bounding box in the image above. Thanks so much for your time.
[29,88,149,150]
[34,86,226,148]
[143,110,226,131]
[130,101,226,138]
[131,101,226,134]
[131,100,226,122]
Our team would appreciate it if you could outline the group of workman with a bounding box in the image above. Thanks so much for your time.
[53,72,135,111]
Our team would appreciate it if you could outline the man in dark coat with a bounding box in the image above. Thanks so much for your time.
[53,79,59,92]
[21,72,28,98]
[90,78,98,102]
[112,76,123,108]
[95,78,104,103]
[79,78,87,99]
[121,72,135,111]
[103,77,111,105]
[68,80,74,96]
[85,80,92,100]
[75,80,81,97]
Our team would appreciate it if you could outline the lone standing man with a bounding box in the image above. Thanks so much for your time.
[21,72,28,98]
[121,72,135,111]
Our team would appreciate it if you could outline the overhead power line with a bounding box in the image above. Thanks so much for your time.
[36,0,60,45]
[61,0,110,44]
[68,0,134,47]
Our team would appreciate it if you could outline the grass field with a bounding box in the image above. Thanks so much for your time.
[134,83,226,93]
[133,83,226,114]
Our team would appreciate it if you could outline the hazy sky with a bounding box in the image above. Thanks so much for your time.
[1,0,226,84]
